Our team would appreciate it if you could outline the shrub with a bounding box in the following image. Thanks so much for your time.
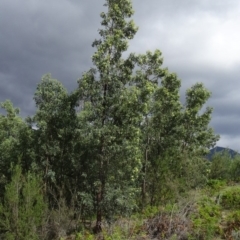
[206,179,226,195]
[190,197,221,239]
[0,165,46,240]
[229,156,240,182]
[209,152,232,180]
[76,231,95,240]
[223,211,240,239]
[220,188,240,209]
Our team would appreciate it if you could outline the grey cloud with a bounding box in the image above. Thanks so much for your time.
[218,135,240,152]
[0,0,105,116]
[212,116,240,136]
[132,0,238,22]
[0,0,239,149]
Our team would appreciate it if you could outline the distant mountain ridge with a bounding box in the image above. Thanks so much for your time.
[206,146,239,160]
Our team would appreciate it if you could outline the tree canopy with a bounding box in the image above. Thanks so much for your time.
[0,0,220,236]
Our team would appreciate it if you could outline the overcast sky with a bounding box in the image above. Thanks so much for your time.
[0,0,239,151]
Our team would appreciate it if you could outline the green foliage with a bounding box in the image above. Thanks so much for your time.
[208,151,240,184]
[103,226,128,240]
[141,205,159,218]
[224,210,240,239]
[220,187,240,209]
[139,67,219,207]
[32,73,80,208]
[0,165,46,240]
[0,100,36,197]
[191,197,221,239]
[145,156,181,205]
[206,179,227,195]
[226,210,240,225]
[0,0,220,237]
[229,155,240,182]
[77,0,147,228]
[177,156,209,189]
[209,151,232,180]
[76,231,95,240]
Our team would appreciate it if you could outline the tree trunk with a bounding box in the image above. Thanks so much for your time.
[94,156,105,233]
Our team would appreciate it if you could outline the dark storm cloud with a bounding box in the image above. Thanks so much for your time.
[130,0,240,151]
[0,0,104,116]
[0,0,239,150]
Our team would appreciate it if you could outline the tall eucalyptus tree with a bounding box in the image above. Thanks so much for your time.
[76,0,166,230]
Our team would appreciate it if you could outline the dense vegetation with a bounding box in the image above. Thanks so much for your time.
[1,0,239,239]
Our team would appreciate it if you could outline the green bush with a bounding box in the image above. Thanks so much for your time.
[220,188,240,209]
[0,165,46,240]
[229,156,240,182]
[76,231,95,240]
[209,152,232,180]
[223,211,240,239]
[191,197,221,239]
[103,226,128,240]
[206,179,226,195]
[141,205,159,218]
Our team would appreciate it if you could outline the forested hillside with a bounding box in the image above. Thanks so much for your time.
[2,0,240,239]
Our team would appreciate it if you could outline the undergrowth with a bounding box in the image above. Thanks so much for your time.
[72,183,240,240]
